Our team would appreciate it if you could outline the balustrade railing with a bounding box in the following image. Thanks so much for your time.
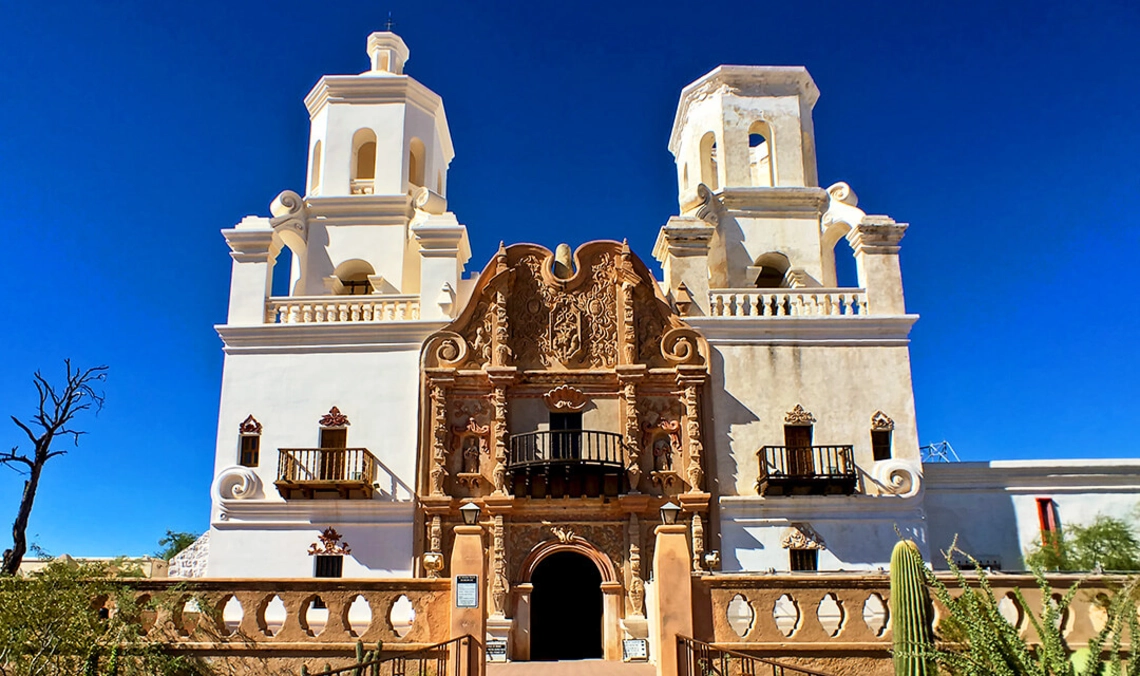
[757,446,856,496]
[709,289,867,317]
[266,296,421,324]
[507,430,625,469]
[678,636,834,676]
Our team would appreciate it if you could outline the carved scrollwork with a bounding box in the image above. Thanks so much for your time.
[425,331,469,369]
[238,415,262,435]
[871,410,895,431]
[269,190,308,241]
[873,460,921,498]
[660,327,705,365]
[543,385,588,412]
[784,404,816,426]
[308,527,351,556]
[781,523,826,550]
[695,183,723,226]
[212,466,263,501]
[319,406,350,428]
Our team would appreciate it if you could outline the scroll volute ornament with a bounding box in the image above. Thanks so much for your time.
[784,404,816,426]
[425,331,469,369]
[660,327,707,366]
[543,385,588,412]
[319,407,350,427]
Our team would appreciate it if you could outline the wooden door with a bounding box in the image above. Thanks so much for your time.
[784,425,813,476]
[319,428,348,480]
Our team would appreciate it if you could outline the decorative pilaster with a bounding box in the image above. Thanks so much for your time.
[491,514,507,617]
[619,375,642,493]
[428,380,451,496]
[489,381,509,495]
[424,515,444,578]
[491,245,513,368]
[618,241,640,366]
[680,375,705,492]
[691,512,705,572]
[627,514,645,616]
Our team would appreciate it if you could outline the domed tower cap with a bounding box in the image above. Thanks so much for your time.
[366,31,410,75]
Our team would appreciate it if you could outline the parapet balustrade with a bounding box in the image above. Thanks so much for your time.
[708,289,868,317]
[698,573,1117,650]
[266,295,421,324]
[120,579,449,646]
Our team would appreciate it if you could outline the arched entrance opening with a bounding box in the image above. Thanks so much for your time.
[529,551,603,660]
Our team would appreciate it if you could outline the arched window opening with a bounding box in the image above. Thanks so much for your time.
[753,252,791,289]
[309,140,322,194]
[350,129,377,194]
[699,132,719,190]
[408,138,426,187]
[748,121,773,187]
[332,259,376,296]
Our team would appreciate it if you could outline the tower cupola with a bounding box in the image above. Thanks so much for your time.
[302,31,454,199]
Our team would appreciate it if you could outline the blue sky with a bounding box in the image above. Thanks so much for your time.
[1,0,1137,556]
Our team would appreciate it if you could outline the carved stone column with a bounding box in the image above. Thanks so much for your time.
[627,514,644,616]
[691,512,705,572]
[424,515,444,578]
[487,369,515,496]
[617,368,644,494]
[491,246,513,368]
[428,375,454,496]
[491,514,507,617]
[678,372,705,493]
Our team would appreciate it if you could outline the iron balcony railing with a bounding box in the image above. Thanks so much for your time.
[297,635,473,676]
[677,636,835,676]
[277,448,377,484]
[507,430,624,470]
[757,445,857,496]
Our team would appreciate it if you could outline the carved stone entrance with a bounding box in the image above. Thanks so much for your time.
[530,551,603,660]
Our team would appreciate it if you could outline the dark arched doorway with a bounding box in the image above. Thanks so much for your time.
[530,551,603,660]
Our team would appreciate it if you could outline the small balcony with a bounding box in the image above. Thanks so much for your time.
[757,445,857,496]
[508,430,625,498]
[275,448,377,499]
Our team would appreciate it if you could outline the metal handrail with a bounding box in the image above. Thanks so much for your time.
[758,445,855,479]
[299,635,471,676]
[677,635,836,676]
[507,430,624,469]
[277,448,377,483]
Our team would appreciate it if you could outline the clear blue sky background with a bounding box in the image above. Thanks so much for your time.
[1,0,1137,557]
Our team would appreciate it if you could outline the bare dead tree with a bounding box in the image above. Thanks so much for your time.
[1,360,108,576]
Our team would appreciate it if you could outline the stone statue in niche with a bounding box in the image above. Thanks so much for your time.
[653,435,674,471]
[462,436,481,473]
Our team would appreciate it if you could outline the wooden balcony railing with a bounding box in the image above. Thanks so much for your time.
[275,448,377,499]
[508,430,625,498]
[757,445,856,496]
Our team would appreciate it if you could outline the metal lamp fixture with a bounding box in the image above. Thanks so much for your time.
[459,501,482,526]
[660,501,681,525]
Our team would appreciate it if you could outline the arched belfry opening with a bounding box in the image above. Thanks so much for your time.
[530,551,604,661]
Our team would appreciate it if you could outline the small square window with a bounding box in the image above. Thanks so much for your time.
[315,555,343,578]
[790,549,818,572]
[239,435,260,467]
[871,430,892,461]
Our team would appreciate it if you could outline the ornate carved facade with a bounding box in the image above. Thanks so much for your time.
[417,241,711,642]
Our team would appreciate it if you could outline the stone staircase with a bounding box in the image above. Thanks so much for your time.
[487,660,655,676]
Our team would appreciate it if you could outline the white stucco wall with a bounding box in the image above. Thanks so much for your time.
[924,460,1140,571]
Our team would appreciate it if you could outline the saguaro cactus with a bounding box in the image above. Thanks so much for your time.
[890,540,936,676]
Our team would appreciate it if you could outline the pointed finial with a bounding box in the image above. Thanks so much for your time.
[385,12,395,32]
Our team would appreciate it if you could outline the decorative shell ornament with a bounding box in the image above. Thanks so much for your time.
[543,385,588,412]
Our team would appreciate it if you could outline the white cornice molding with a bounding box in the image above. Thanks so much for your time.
[214,498,415,528]
[720,494,925,521]
[924,460,1140,493]
[305,195,413,226]
[717,186,828,216]
[216,321,447,354]
[686,315,918,345]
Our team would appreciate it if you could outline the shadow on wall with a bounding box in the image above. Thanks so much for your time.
[708,348,760,503]
[924,490,1021,570]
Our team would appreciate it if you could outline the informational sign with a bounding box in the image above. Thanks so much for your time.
[455,574,479,608]
[486,639,508,662]
[622,638,649,662]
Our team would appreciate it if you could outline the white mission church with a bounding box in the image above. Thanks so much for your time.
[176,28,1140,664]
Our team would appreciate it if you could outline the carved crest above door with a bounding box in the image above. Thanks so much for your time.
[423,241,707,372]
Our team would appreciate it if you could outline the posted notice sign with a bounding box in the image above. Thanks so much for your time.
[455,575,479,608]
